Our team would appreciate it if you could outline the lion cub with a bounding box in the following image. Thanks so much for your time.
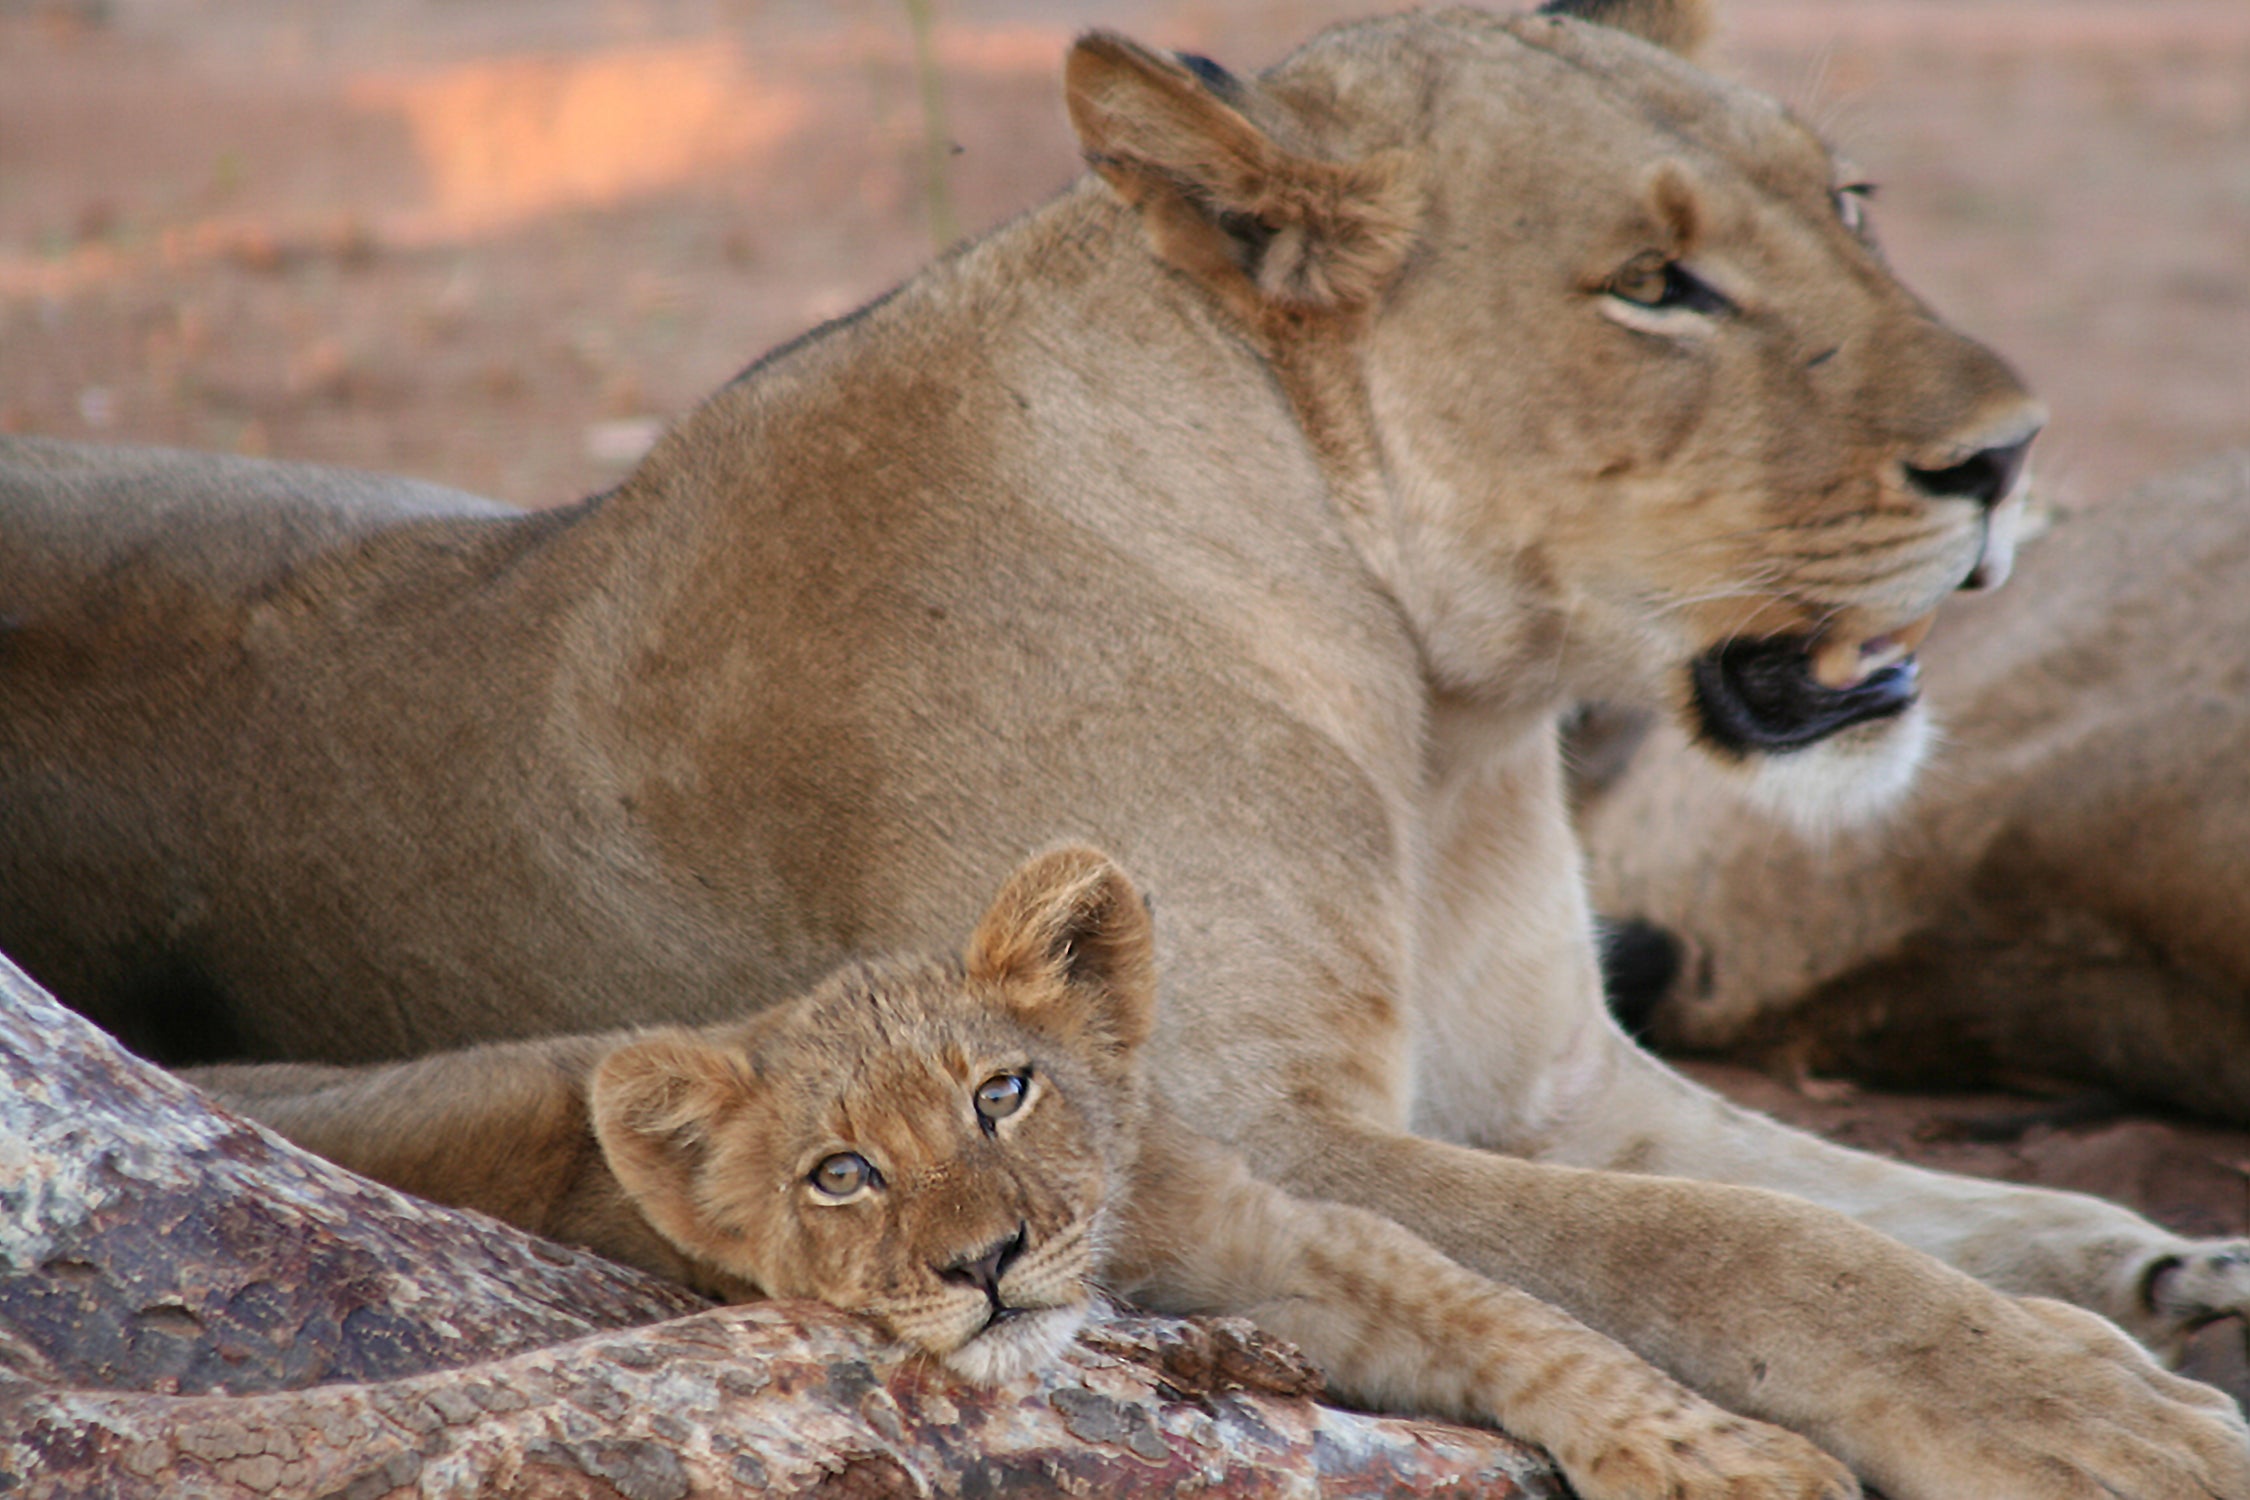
[191,848,1853,1500]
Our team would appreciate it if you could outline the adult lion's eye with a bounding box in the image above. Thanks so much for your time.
[811,1152,874,1198]
[1607,255,1729,315]
[973,1070,1029,1127]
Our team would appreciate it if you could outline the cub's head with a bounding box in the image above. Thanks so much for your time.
[1066,0,2042,829]
[590,847,1154,1384]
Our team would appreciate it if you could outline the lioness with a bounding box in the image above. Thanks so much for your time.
[1581,452,2250,1123]
[3,3,2248,1495]
[194,847,1857,1500]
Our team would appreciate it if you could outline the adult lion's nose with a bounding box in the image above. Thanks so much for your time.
[1904,432,2035,512]
[1905,425,2039,593]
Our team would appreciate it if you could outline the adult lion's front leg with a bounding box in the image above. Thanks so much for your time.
[1546,990,2250,1369]
[1370,720,2250,1494]
[1250,1112,2250,1500]
[1445,718,2250,1364]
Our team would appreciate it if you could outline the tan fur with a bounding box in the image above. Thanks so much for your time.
[6,6,2250,1496]
[197,850,1858,1500]
[1582,452,2250,1127]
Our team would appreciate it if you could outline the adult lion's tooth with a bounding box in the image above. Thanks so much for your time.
[1857,634,1907,676]
[1812,611,1940,690]
[1812,635,1872,689]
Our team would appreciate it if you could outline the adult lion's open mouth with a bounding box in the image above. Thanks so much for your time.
[1690,614,1936,754]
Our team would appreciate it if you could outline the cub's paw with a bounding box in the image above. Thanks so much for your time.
[1566,1402,1858,1500]
[1856,1293,2250,1500]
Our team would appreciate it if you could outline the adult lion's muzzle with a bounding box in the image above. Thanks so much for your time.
[1689,422,2040,760]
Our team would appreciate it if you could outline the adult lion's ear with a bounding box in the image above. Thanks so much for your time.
[590,1028,763,1266]
[1537,0,1714,60]
[966,845,1157,1069]
[1065,32,1421,313]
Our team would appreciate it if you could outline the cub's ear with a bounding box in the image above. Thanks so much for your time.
[965,845,1157,1069]
[1064,32,1421,313]
[590,1028,764,1265]
[1537,0,1714,59]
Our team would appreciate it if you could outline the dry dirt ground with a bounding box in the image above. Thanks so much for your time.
[5,0,2250,1391]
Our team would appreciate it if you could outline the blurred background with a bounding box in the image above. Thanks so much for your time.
[2,0,2245,510]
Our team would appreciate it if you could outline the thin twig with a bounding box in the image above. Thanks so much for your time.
[900,0,960,250]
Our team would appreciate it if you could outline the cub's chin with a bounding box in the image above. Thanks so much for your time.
[1685,634,1936,838]
[938,1302,1091,1385]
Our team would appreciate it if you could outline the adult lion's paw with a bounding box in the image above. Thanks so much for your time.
[1569,1401,1858,1500]
[1848,1292,2250,1500]
[2023,1289,2248,1420]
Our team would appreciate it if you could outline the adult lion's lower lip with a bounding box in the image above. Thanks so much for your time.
[1690,635,1920,754]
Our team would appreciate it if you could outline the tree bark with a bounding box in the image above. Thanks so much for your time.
[0,955,1559,1498]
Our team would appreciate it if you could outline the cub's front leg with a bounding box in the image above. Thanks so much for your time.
[1109,1118,1856,1500]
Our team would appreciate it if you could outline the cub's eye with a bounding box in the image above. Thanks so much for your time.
[1607,256,1729,315]
[810,1152,875,1199]
[973,1070,1030,1128]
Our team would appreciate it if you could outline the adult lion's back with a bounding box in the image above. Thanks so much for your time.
[0,437,581,1062]
[0,437,515,600]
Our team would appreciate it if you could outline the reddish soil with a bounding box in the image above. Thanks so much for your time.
[5,1,2244,506]
[5,0,2249,1395]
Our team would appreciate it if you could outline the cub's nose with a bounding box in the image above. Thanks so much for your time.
[1904,432,2035,511]
[937,1225,1027,1303]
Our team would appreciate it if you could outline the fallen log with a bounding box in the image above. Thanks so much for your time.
[0,955,1561,1498]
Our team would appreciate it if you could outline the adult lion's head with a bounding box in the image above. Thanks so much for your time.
[1068,0,2039,828]
[589,848,1155,1383]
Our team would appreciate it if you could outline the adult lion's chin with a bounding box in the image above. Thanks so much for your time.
[936,1302,1091,1386]
[1686,634,1938,838]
